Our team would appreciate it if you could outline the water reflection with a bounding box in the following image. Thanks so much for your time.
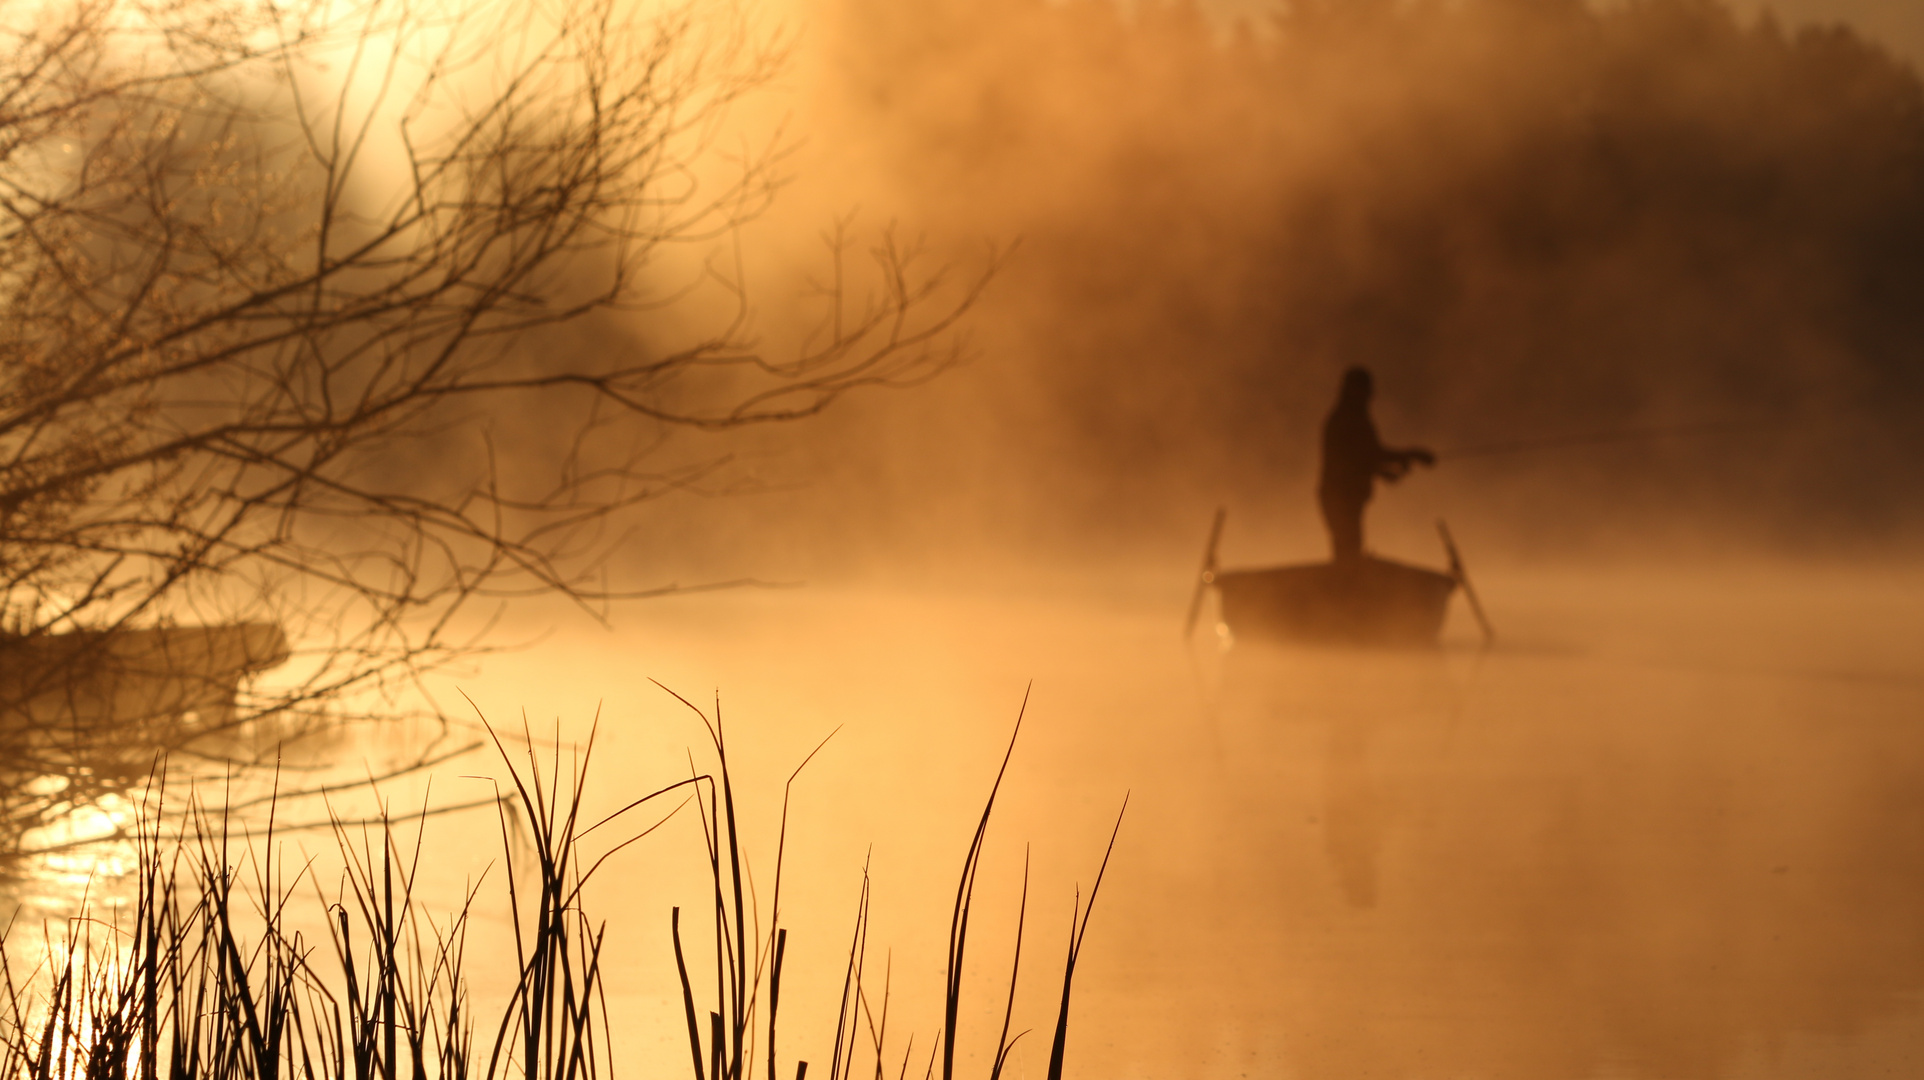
[5,567,1922,1079]
[1163,577,1924,1079]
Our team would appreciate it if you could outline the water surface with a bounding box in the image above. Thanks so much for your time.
[12,564,1924,1079]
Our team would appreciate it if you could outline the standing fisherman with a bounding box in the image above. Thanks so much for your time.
[1318,366,1435,561]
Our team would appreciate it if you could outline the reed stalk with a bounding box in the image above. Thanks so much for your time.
[0,697,1122,1080]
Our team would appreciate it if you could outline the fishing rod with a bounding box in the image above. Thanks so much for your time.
[1435,417,1792,461]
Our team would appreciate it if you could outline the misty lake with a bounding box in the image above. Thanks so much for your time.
[9,562,1924,1080]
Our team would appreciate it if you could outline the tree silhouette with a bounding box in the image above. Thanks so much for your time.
[0,0,988,845]
[829,0,1924,546]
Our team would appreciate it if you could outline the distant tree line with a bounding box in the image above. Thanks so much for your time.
[830,0,1924,546]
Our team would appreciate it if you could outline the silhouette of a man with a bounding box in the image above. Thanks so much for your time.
[1318,366,1435,561]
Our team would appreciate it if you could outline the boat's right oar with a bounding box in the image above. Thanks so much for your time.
[1183,507,1228,640]
[1436,519,1495,647]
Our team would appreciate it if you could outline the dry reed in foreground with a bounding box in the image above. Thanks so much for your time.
[0,693,1123,1080]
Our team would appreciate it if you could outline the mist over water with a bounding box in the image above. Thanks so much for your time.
[9,561,1923,1078]
[7,0,1924,1077]
[418,562,1924,1080]
[617,0,1924,582]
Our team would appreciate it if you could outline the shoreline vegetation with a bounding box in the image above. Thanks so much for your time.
[0,691,1123,1080]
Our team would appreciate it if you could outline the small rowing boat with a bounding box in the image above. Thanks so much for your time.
[1216,555,1458,646]
[1185,512,1493,648]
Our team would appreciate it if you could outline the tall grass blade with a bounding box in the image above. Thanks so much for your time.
[1044,797,1127,1080]
[673,908,706,1080]
[942,687,1029,1080]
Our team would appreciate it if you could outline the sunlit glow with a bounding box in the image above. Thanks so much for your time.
[5,0,1923,1078]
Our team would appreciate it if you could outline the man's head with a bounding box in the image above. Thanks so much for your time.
[1338,365,1374,405]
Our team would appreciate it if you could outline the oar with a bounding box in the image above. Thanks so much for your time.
[1436,519,1494,646]
[1183,507,1227,640]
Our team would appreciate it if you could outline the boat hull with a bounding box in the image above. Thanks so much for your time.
[1215,557,1457,646]
[0,622,290,728]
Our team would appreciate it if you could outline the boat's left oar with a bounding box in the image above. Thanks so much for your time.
[1436,519,1495,646]
[1184,507,1228,640]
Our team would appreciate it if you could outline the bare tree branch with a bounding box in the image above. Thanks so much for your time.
[0,0,993,848]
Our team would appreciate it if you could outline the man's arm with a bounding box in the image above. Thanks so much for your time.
[1377,446,1437,481]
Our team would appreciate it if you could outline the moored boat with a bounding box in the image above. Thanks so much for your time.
[0,622,290,728]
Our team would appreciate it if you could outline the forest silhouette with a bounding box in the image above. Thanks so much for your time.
[810,0,1924,558]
